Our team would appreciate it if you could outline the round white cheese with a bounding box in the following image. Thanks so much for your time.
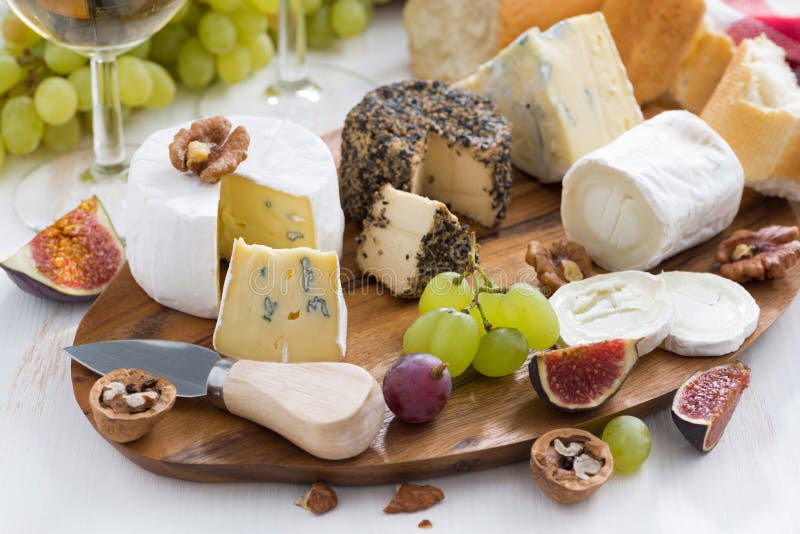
[561,110,744,272]
[126,116,344,319]
[550,271,674,356]
[660,271,760,356]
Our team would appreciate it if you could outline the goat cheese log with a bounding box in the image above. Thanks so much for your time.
[561,110,744,272]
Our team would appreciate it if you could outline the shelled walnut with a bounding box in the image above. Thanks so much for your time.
[89,368,176,443]
[295,482,338,515]
[383,483,444,513]
[716,225,800,283]
[169,116,250,184]
[530,428,613,503]
[526,239,595,294]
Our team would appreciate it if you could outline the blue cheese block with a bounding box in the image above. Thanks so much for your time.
[460,12,643,183]
[213,239,347,362]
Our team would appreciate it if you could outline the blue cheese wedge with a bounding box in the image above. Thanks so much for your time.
[213,239,347,362]
[356,184,471,298]
[460,12,642,183]
[660,272,759,357]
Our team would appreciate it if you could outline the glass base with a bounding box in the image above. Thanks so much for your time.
[13,147,132,236]
[198,60,376,134]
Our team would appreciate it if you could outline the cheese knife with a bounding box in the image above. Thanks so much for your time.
[65,340,386,461]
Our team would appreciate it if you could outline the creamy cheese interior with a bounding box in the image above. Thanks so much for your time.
[217,174,317,261]
[412,133,496,227]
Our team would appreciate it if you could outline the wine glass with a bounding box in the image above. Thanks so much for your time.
[199,0,374,133]
[6,0,186,233]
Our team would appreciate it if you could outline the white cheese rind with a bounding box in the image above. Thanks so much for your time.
[127,116,344,319]
[660,271,759,357]
[550,271,674,356]
[561,110,744,272]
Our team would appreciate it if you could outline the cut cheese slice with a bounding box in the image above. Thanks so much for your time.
[357,184,471,298]
[660,272,759,357]
[549,271,674,356]
[213,239,347,362]
[561,110,744,272]
[460,12,642,183]
[127,116,344,319]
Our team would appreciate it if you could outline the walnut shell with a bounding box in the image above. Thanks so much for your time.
[530,428,613,503]
[88,369,176,443]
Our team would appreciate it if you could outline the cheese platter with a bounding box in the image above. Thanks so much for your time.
[67,129,800,485]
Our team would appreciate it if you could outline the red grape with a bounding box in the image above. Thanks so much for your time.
[382,353,452,423]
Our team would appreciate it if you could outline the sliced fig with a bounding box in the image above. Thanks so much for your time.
[1,196,124,302]
[671,361,750,452]
[528,339,639,412]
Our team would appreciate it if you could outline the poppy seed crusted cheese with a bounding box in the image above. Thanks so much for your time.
[340,80,512,228]
[356,184,471,298]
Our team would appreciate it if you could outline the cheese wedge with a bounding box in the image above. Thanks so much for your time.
[561,110,744,272]
[357,184,471,298]
[127,116,344,319]
[549,271,674,356]
[701,35,800,198]
[460,13,642,183]
[213,239,347,362]
[660,272,759,357]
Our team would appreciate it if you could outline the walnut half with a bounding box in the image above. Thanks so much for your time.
[716,225,800,283]
[169,116,250,184]
[526,240,595,295]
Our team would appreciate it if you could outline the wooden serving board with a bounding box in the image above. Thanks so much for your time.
[71,131,800,485]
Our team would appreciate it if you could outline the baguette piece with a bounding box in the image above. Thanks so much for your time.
[402,0,603,81]
[602,0,705,104]
[669,19,735,113]
[701,35,800,193]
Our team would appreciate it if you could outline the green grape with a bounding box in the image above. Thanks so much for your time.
[468,292,503,335]
[494,283,559,350]
[2,14,43,48]
[177,38,216,90]
[307,5,335,49]
[198,12,238,55]
[216,46,251,84]
[125,39,151,59]
[472,327,528,377]
[0,142,5,171]
[602,415,652,472]
[142,61,176,109]
[67,66,92,112]
[42,116,81,152]
[43,42,86,74]
[245,33,274,69]
[247,0,279,15]
[117,56,153,107]
[303,0,322,14]
[418,272,472,315]
[0,54,23,94]
[34,77,78,126]
[169,1,192,24]
[403,307,480,377]
[150,24,189,64]
[208,0,242,12]
[330,0,369,38]
[1,96,44,155]
[182,2,203,30]
[231,6,268,42]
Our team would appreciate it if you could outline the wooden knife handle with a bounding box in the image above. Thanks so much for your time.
[211,359,385,461]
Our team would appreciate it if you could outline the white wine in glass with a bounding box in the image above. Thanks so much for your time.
[199,0,374,134]
[6,0,186,233]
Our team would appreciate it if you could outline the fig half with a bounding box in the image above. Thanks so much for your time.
[528,339,639,412]
[1,196,124,302]
[671,361,750,452]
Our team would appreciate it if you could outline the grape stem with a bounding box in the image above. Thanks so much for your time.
[429,362,448,380]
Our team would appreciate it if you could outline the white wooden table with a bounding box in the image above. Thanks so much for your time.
[1,3,798,533]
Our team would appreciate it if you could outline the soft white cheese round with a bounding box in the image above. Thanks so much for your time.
[660,271,760,356]
[550,271,674,356]
[561,110,744,272]
[126,116,344,319]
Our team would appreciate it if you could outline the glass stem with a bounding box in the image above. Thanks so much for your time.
[90,54,126,178]
[277,0,309,87]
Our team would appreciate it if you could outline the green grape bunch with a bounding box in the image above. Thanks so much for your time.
[0,0,387,171]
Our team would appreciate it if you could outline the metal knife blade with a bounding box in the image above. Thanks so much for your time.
[64,340,221,398]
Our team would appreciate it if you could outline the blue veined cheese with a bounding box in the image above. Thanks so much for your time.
[213,239,347,362]
[459,12,642,183]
